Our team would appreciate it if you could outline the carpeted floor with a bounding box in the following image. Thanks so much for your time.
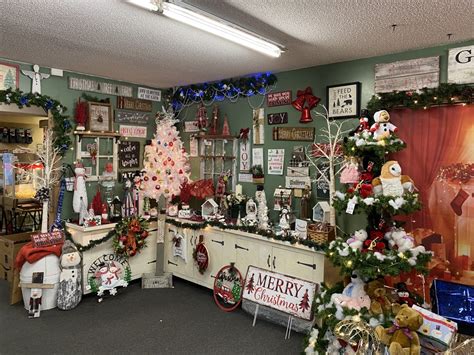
[0,277,304,354]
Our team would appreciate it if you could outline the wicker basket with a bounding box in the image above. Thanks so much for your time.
[307,223,335,244]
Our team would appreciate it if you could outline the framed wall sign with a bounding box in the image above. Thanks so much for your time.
[88,102,113,132]
[184,121,200,133]
[118,141,140,169]
[266,90,292,107]
[267,112,288,125]
[0,62,19,90]
[68,77,132,97]
[327,82,361,119]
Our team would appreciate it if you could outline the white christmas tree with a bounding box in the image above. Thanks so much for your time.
[255,189,269,230]
[142,108,190,201]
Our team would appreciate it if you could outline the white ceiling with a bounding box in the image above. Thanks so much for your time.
[0,0,472,88]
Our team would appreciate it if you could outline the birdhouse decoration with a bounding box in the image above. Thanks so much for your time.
[201,198,219,220]
[273,188,292,211]
[312,201,331,223]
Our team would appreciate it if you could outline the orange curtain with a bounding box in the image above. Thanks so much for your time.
[390,105,474,229]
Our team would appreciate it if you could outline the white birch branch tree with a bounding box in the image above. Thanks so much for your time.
[305,106,351,226]
[17,129,63,232]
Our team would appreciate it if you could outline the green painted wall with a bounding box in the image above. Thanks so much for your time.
[180,39,474,232]
[2,39,472,227]
[0,59,163,220]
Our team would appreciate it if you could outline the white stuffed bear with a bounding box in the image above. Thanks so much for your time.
[346,229,368,250]
[370,110,398,140]
[385,228,427,265]
[72,163,88,213]
[331,272,371,315]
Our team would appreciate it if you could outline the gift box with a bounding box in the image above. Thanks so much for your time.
[413,304,457,353]
[431,279,473,336]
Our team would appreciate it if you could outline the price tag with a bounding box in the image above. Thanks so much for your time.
[346,199,357,214]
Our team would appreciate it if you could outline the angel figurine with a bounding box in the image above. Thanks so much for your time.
[21,64,50,94]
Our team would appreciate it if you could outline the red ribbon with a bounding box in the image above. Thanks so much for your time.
[387,322,414,340]
[239,128,250,141]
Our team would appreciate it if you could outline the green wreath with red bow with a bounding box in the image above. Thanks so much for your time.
[112,217,149,257]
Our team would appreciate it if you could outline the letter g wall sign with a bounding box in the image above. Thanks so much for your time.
[242,266,318,320]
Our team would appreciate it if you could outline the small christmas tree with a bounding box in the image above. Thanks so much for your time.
[3,69,15,89]
[142,108,190,201]
[245,273,255,294]
[299,289,310,313]
[232,282,242,302]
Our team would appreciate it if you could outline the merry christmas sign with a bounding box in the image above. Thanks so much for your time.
[243,266,317,320]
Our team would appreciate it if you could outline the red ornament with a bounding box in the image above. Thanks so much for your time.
[144,176,149,181]
[155,185,161,190]
[152,176,157,181]
[292,87,320,123]
[171,161,175,166]
[167,157,171,161]
[169,142,173,147]
[179,169,183,174]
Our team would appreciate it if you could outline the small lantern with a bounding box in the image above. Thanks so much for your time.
[110,196,122,222]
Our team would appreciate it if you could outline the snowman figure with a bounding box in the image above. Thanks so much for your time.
[73,162,88,213]
[57,241,82,310]
[279,207,291,231]
[94,261,128,302]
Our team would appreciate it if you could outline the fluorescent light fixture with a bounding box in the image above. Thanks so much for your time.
[127,0,285,58]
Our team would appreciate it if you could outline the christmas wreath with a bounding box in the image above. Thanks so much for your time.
[112,217,149,257]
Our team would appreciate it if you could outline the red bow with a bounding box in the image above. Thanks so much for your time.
[239,128,250,141]
[387,322,414,340]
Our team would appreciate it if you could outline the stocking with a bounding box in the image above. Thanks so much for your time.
[450,188,469,216]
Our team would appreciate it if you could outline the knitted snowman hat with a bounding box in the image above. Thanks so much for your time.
[61,240,79,254]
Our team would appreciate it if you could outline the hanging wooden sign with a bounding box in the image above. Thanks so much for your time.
[119,125,147,138]
[137,87,161,102]
[213,264,244,312]
[68,77,133,97]
[31,231,64,248]
[119,141,140,169]
[267,90,292,107]
[267,112,288,125]
[243,266,318,320]
[193,240,209,274]
[272,127,315,141]
[115,110,151,125]
[374,56,439,93]
[117,96,153,112]
[448,45,474,84]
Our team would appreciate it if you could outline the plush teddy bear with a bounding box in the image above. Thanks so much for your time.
[385,228,427,265]
[372,161,414,197]
[346,229,368,250]
[370,110,398,140]
[365,279,399,316]
[331,272,371,316]
[376,304,423,355]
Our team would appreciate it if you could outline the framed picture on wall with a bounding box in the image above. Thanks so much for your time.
[327,82,361,119]
[88,102,113,132]
[0,62,20,90]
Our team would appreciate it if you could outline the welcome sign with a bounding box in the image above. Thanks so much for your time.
[243,266,317,320]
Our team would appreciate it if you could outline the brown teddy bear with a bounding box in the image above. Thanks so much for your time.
[365,279,397,316]
[375,304,423,355]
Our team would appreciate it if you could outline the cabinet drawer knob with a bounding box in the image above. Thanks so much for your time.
[235,244,249,251]
[297,261,316,270]
[272,256,276,269]
[211,239,224,246]
[167,260,178,266]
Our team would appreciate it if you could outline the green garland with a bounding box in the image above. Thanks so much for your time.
[327,237,432,280]
[165,218,327,251]
[64,225,115,252]
[367,83,473,113]
[333,191,422,216]
[343,135,407,159]
[0,88,72,152]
